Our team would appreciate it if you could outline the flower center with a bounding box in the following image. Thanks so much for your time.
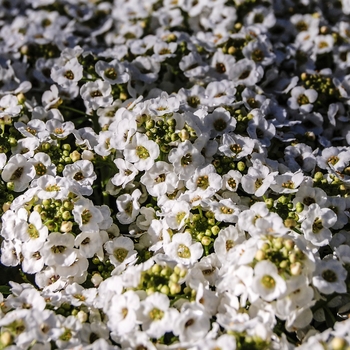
[114,247,128,262]
[230,143,242,155]
[228,178,237,190]
[104,67,118,80]
[28,223,39,239]
[261,275,276,289]
[90,90,102,98]
[74,171,84,181]
[297,94,309,105]
[252,49,264,62]
[136,145,150,159]
[81,209,92,225]
[187,96,200,108]
[64,70,75,80]
[327,155,339,165]
[181,153,192,166]
[177,244,191,258]
[213,118,227,132]
[239,70,250,80]
[10,167,23,180]
[220,206,233,214]
[149,308,164,320]
[216,62,226,73]
[282,180,295,189]
[226,239,234,251]
[255,178,263,190]
[312,217,323,233]
[51,245,66,254]
[322,269,337,283]
[46,184,60,192]
[35,162,47,176]
[196,175,209,189]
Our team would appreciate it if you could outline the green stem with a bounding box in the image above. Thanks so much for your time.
[59,105,90,117]
[292,227,303,235]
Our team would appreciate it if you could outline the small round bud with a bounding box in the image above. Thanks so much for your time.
[77,310,88,323]
[0,331,13,347]
[160,285,170,295]
[70,150,81,162]
[211,225,220,235]
[255,250,265,261]
[201,236,211,246]
[331,337,346,350]
[91,273,103,287]
[290,262,302,275]
[60,221,73,232]
[237,161,246,172]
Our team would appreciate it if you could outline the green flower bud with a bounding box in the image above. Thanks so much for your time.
[255,250,265,261]
[295,202,304,213]
[290,262,302,276]
[265,198,274,209]
[169,282,181,295]
[211,225,220,235]
[70,150,81,162]
[6,182,15,191]
[207,218,215,226]
[152,264,161,274]
[170,273,179,283]
[204,229,212,236]
[237,161,246,172]
[201,236,211,246]
[160,285,170,295]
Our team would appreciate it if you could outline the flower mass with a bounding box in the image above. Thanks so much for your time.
[1,0,350,349]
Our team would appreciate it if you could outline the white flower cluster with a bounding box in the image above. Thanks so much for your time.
[0,0,350,349]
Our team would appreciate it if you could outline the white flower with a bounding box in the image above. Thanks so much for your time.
[29,152,56,178]
[137,292,178,338]
[2,154,36,192]
[72,197,104,232]
[219,133,255,160]
[222,170,243,192]
[241,163,277,198]
[40,232,77,267]
[185,164,222,198]
[116,188,142,225]
[209,198,242,223]
[140,161,179,197]
[214,225,246,264]
[301,203,337,246]
[0,94,22,119]
[270,171,304,194]
[124,132,160,171]
[288,86,318,114]
[51,57,83,88]
[173,303,211,343]
[95,59,129,85]
[204,107,236,138]
[106,290,140,336]
[74,231,103,258]
[284,143,317,173]
[104,236,138,274]
[35,175,71,200]
[16,211,48,252]
[46,119,75,139]
[312,258,347,295]
[168,140,205,181]
[111,158,138,188]
[164,232,203,266]
[63,159,97,195]
[162,200,191,230]
[80,79,113,110]
[251,260,287,302]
